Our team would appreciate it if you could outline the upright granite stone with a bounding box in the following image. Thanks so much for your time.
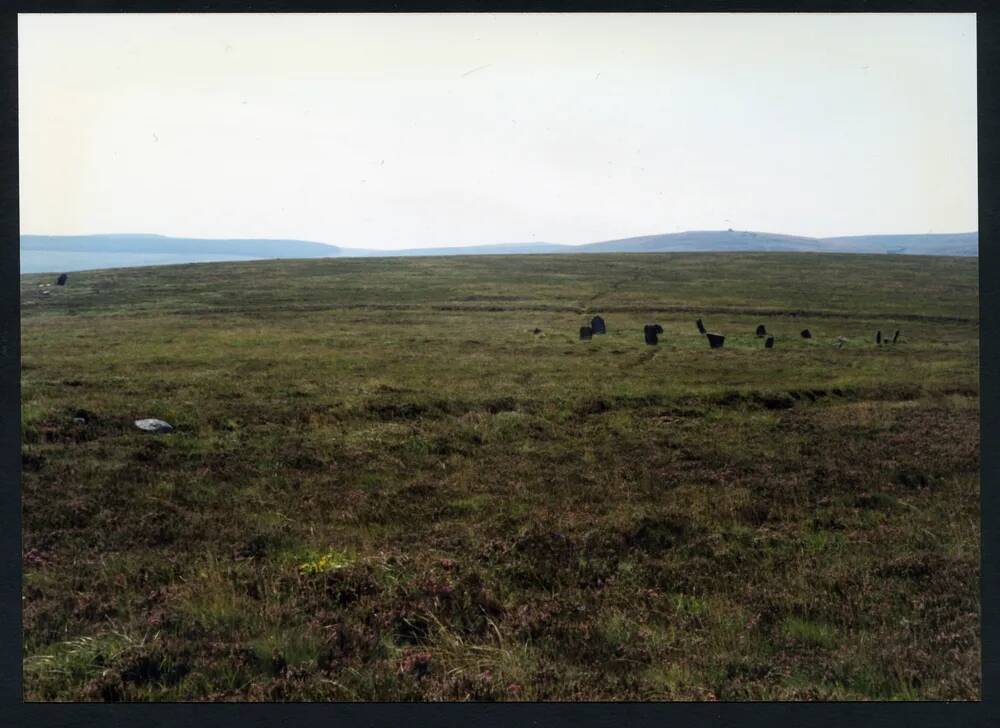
[876,330,882,345]
[56,273,68,286]
[756,324,767,337]
[644,324,663,345]
[579,326,593,341]
[707,332,725,349]
[765,335,775,349]
[590,316,606,335]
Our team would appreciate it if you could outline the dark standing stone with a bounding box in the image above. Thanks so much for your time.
[800,329,812,339]
[696,318,706,335]
[765,335,775,349]
[892,329,900,343]
[644,324,663,345]
[580,326,593,341]
[56,273,68,286]
[756,324,767,337]
[876,330,882,345]
[590,316,606,335]
[533,328,542,335]
[707,332,725,349]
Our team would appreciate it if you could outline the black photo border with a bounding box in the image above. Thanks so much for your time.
[1,2,996,727]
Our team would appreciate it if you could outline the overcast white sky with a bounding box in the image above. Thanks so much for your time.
[19,13,977,249]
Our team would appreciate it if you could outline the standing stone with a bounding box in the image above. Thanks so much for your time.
[56,273,68,286]
[892,329,900,343]
[876,330,882,345]
[800,329,812,339]
[765,336,775,349]
[579,326,593,341]
[696,319,707,335]
[707,332,725,349]
[533,328,542,335]
[644,324,663,345]
[590,316,606,335]
[756,324,767,337]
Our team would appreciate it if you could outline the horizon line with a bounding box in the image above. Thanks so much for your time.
[19,228,982,251]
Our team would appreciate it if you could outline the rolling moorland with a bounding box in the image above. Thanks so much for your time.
[20,252,980,701]
[20,230,979,273]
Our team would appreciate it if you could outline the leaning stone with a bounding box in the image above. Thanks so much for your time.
[800,329,812,339]
[579,326,593,341]
[590,316,606,335]
[765,336,775,349]
[707,332,725,348]
[696,319,706,335]
[756,324,767,337]
[892,329,900,343]
[134,418,173,433]
[876,330,882,345]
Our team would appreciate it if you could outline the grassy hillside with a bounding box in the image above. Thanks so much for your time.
[20,252,980,701]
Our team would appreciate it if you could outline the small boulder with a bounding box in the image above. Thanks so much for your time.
[134,418,173,434]
[707,332,725,349]
[532,328,542,335]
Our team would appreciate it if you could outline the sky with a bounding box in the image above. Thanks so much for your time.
[19,13,978,249]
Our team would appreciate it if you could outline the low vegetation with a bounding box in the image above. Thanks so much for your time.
[20,252,980,700]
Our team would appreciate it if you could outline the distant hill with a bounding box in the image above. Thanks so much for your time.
[576,230,825,254]
[21,234,343,274]
[818,233,979,257]
[19,230,978,273]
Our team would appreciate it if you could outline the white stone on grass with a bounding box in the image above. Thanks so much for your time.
[134,418,173,433]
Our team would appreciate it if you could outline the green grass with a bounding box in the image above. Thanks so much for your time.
[20,252,980,701]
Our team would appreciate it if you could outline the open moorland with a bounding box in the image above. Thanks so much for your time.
[20,252,980,701]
